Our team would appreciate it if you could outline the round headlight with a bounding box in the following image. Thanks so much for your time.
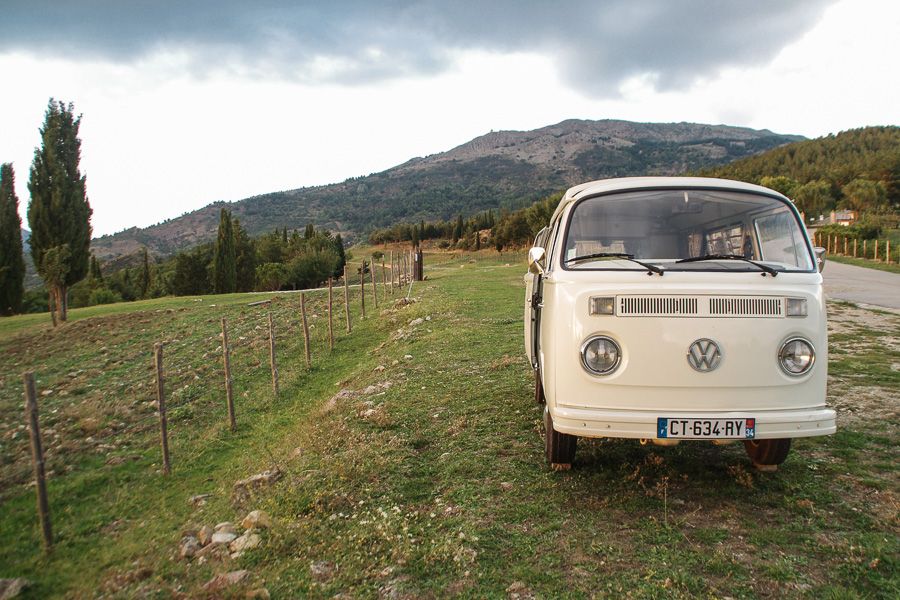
[581,336,621,375]
[779,338,815,375]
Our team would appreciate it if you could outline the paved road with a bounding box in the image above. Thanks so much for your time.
[823,260,900,310]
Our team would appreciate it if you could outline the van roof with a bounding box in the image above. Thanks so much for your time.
[550,176,790,224]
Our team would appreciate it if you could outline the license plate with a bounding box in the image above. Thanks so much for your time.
[657,418,755,439]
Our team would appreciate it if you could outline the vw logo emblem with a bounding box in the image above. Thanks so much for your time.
[687,339,722,372]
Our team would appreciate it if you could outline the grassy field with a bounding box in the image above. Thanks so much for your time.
[1,250,898,598]
[827,254,900,275]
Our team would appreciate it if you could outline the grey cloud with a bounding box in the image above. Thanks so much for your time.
[2,1,835,95]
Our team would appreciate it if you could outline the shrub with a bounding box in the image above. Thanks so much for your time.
[89,287,123,306]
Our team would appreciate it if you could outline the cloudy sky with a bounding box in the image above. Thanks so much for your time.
[1,0,898,237]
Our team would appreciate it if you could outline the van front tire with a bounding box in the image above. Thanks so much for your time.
[744,438,791,470]
[544,407,577,470]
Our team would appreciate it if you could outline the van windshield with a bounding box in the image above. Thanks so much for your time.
[562,189,814,272]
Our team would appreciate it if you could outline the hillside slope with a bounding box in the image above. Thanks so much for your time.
[91,119,801,259]
[700,126,900,199]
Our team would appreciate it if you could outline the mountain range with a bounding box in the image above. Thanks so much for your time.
[90,119,803,260]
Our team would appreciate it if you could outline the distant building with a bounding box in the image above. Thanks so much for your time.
[829,210,858,226]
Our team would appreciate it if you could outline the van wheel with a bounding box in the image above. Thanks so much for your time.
[743,438,791,470]
[544,407,576,470]
[534,370,545,405]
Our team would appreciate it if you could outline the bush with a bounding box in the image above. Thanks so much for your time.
[89,287,123,306]
[816,222,881,241]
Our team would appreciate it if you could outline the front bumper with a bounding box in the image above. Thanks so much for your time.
[552,406,836,440]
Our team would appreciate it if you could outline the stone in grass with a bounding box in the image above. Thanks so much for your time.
[197,525,215,546]
[506,581,536,600]
[241,510,272,530]
[195,543,230,564]
[180,536,202,559]
[210,523,237,544]
[310,561,337,582]
[203,570,249,592]
[0,578,30,599]
[229,532,261,554]
[233,469,282,505]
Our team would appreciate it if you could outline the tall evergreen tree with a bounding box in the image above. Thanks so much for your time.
[333,233,347,278]
[27,99,92,323]
[139,247,152,299]
[453,215,464,243]
[89,254,103,284]
[0,163,26,315]
[233,217,257,292]
[212,208,236,293]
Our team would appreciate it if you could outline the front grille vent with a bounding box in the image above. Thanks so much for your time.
[616,295,784,318]
[619,296,698,316]
[708,297,783,317]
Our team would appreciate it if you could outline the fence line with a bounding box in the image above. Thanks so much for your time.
[12,264,418,554]
[814,232,897,265]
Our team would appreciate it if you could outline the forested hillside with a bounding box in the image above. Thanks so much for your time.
[700,126,900,215]
[91,119,800,260]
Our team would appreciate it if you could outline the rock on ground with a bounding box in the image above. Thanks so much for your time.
[233,469,282,505]
[203,570,249,591]
[197,525,214,546]
[229,532,262,555]
[310,561,337,582]
[241,510,272,530]
[180,536,201,559]
[0,579,30,600]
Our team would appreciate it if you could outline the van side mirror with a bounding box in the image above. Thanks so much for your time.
[528,247,546,275]
[814,247,826,273]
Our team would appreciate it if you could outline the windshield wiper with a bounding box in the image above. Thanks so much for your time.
[566,252,664,276]
[675,254,779,277]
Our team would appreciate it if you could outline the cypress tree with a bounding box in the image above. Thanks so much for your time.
[27,99,92,323]
[139,247,151,299]
[453,215,464,243]
[89,254,103,284]
[0,163,26,315]
[233,218,257,292]
[212,208,236,293]
[333,233,346,278]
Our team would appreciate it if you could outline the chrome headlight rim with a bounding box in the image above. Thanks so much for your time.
[580,335,622,376]
[778,337,816,376]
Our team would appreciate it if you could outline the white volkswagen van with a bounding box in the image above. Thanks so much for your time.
[525,177,835,471]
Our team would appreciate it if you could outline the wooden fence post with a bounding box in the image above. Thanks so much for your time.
[360,261,366,319]
[24,372,52,550]
[382,260,387,301]
[300,292,311,368]
[153,343,171,475]
[853,237,858,257]
[874,239,879,261]
[327,277,335,350]
[221,318,236,432]
[343,266,352,333]
[371,262,377,309]
[843,236,848,255]
[268,311,279,397]
[887,240,891,264]
[863,239,867,258]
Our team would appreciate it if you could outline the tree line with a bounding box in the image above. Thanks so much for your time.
[0,99,351,318]
[367,192,563,252]
[700,126,900,219]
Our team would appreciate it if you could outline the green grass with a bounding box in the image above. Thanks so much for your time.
[1,248,897,598]
[827,254,900,274]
